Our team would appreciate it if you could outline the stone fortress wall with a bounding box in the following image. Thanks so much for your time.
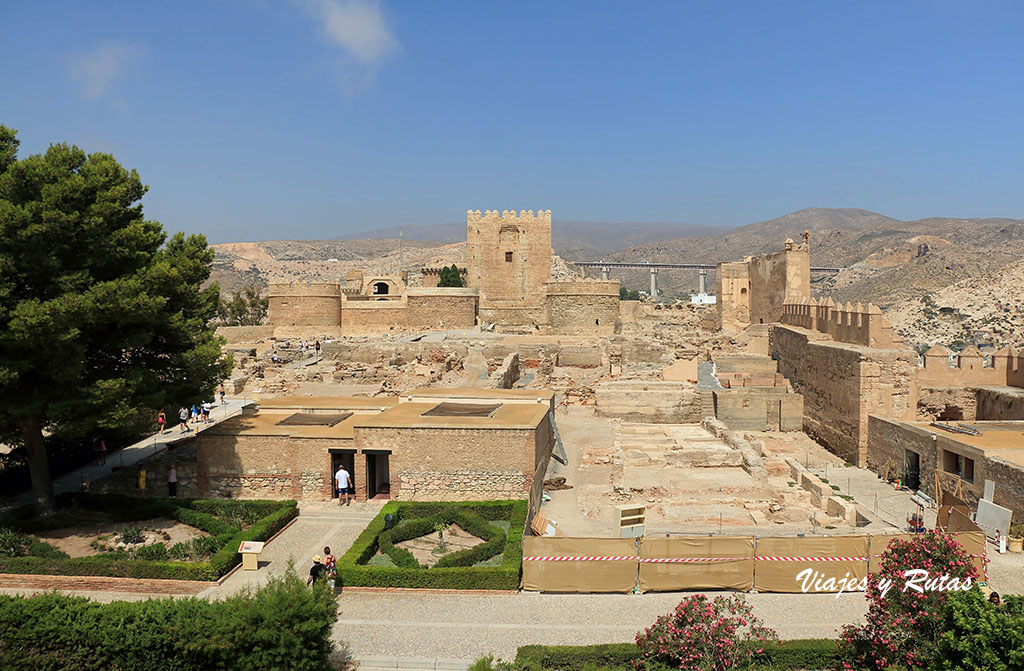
[266,208,619,336]
[717,236,810,331]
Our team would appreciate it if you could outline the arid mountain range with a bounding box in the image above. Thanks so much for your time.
[209,208,1024,350]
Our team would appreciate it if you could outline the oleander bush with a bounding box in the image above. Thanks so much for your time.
[0,568,339,671]
[0,494,296,581]
[339,500,526,590]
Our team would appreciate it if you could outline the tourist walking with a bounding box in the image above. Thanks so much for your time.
[335,463,352,506]
[307,555,326,586]
[92,437,107,466]
[315,340,321,357]
[157,409,167,434]
[323,546,338,590]
[202,401,211,423]
[167,464,178,498]
[178,406,190,433]
[191,404,199,424]
[219,384,226,405]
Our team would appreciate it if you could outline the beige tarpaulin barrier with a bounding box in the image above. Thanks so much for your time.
[753,536,870,593]
[937,490,972,529]
[950,530,987,577]
[948,508,982,534]
[638,536,754,592]
[868,534,917,573]
[522,536,638,593]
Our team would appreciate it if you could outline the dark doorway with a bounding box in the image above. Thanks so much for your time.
[330,451,355,499]
[904,449,921,491]
[372,282,389,295]
[365,452,390,499]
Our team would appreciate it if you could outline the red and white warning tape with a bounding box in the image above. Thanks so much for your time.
[522,556,636,562]
[754,555,868,562]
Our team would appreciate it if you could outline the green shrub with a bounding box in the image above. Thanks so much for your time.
[515,643,637,671]
[0,568,338,670]
[118,525,145,545]
[134,543,168,561]
[0,528,31,558]
[338,500,525,590]
[0,497,297,581]
[921,590,1024,670]
[28,539,69,559]
[512,639,842,671]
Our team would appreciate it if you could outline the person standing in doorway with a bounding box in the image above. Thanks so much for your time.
[178,406,190,433]
[167,464,178,498]
[335,463,351,506]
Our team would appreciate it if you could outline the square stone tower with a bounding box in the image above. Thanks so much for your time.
[466,209,552,303]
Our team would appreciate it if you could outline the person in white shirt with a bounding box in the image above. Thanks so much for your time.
[335,465,352,506]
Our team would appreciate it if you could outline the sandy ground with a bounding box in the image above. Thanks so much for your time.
[543,408,859,537]
[35,514,209,557]
[395,523,483,567]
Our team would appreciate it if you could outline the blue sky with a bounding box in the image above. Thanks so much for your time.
[2,1,1023,243]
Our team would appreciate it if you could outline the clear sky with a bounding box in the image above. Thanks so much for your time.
[2,1,1023,243]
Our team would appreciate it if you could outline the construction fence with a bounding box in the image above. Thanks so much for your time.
[522,531,987,593]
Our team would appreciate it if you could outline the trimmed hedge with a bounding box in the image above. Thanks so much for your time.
[513,639,842,670]
[0,569,338,671]
[0,495,297,581]
[339,499,526,590]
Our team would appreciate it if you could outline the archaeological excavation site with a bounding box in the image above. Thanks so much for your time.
[122,207,1020,593]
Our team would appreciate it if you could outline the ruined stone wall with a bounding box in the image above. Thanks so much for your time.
[340,298,409,335]
[477,304,548,332]
[406,289,478,330]
[771,324,918,466]
[354,426,534,501]
[196,434,340,501]
[748,248,810,326]
[267,283,342,329]
[216,326,276,343]
[466,209,552,305]
[917,387,979,421]
[977,388,1024,420]
[716,262,750,331]
[545,281,620,335]
[712,389,803,432]
[594,381,702,423]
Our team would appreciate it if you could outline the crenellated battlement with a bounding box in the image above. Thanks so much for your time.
[781,297,903,349]
[466,209,552,225]
[267,282,342,297]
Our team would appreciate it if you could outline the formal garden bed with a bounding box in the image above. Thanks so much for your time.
[0,493,296,581]
[339,500,526,589]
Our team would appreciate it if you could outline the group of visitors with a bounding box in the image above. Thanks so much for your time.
[307,546,339,589]
[156,386,228,435]
[135,463,177,497]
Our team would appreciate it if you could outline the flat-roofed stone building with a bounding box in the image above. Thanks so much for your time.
[196,388,556,502]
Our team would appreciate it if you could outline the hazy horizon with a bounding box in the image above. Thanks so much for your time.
[3,2,1024,243]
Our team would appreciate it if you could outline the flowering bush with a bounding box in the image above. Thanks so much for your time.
[837,532,983,670]
[634,593,777,670]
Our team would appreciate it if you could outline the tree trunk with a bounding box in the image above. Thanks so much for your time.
[21,414,56,516]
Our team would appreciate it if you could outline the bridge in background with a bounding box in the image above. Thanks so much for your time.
[572,261,845,298]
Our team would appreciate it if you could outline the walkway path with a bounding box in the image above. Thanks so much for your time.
[3,398,252,512]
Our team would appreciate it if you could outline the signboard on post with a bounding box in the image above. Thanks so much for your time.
[238,540,266,571]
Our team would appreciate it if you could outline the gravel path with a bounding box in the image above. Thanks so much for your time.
[333,591,867,661]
